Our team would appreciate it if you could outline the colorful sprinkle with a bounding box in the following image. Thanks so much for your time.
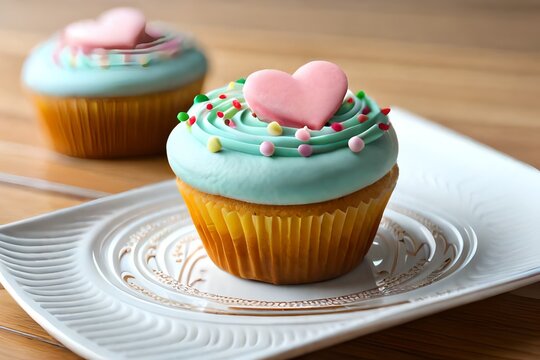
[227,81,235,90]
[232,99,242,109]
[259,141,275,156]
[331,123,344,132]
[224,119,236,128]
[379,123,391,131]
[219,94,227,99]
[358,114,369,123]
[188,116,197,126]
[381,107,391,116]
[236,78,246,84]
[194,94,209,103]
[295,127,311,141]
[207,136,222,153]
[348,137,365,153]
[252,113,257,118]
[267,121,283,136]
[347,98,354,104]
[298,144,313,157]
[217,111,224,118]
[177,112,189,122]
[361,106,371,115]
[206,103,213,110]
[356,90,365,99]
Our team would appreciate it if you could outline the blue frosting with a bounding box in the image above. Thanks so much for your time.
[22,37,207,97]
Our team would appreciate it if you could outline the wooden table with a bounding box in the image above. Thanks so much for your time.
[1,0,539,358]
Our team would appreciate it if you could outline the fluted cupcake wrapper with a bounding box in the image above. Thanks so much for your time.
[177,167,398,285]
[29,78,204,158]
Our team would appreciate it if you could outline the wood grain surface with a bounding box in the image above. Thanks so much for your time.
[0,0,538,358]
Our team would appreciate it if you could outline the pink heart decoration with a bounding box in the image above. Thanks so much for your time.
[63,7,148,50]
[243,61,348,130]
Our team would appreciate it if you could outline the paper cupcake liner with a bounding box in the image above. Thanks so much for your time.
[29,78,204,158]
[177,166,398,284]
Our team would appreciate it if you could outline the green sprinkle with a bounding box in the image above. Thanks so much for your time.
[356,90,365,99]
[193,94,209,103]
[235,78,246,84]
[177,112,189,122]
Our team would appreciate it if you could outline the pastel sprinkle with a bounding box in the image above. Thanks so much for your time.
[206,103,213,110]
[298,144,313,157]
[236,78,246,84]
[381,107,391,116]
[217,111,224,118]
[259,141,275,156]
[356,90,365,99]
[219,94,227,99]
[358,114,369,123]
[362,106,371,115]
[207,136,222,153]
[177,112,189,122]
[331,123,344,132]
[348,137,365,153]
[188,116,196,126]
[227,81,235,90]
[295,127,311,141]
[194,94,209,103]
[267,121,283,136]
[379,123,391,131]
[224,119,236,128]
[232,99,242,109]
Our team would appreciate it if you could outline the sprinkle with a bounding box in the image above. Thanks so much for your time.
[207,136,222,153]
[298,144,313,157]
[194,94,209,103]
[259,141,275,156]
[206,103,213,110]
[331,123,344,132]
[295,128,311,142]
[217,111,224,118]
[358,114,369,123]
[381,107,391,116]
[379,123,391,131]
[227,81,235,90]
[236,78,246,84]
[356,90,365,99]
[219,94,227,99]
[347,98,354,104]
[252,113,257,118]
[232,99,242,109]
[362,106,371,115]
[267,121,283,136]
[224,119,236,128]
[177,112,189,122]
[348,137,365,153]
[189,116,197,126]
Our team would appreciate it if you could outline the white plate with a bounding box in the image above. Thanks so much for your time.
[1,109,539,359]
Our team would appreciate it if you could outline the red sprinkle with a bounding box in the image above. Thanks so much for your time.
[188,116,196,126]
[206,103,213,110]
[358,114,369,123]
[232,99,242,109]
[219,94,227,99]
[381,107,391,116]
[378,123,391,131]
[331,123,344,132]
[252,113,257,118]
[362,106,371,115]
[217,111,224,118]
[224,119,236,128]
[347,98,354,103]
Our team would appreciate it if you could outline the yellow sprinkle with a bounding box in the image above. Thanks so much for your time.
[227,81,235,90]
[267,121,283,136]
[207,136,222,153]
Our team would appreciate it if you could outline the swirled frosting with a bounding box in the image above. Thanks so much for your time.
[167,81,398,205]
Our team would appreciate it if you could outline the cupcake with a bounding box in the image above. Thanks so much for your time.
[22,7,207,158]
[167,61,398,284]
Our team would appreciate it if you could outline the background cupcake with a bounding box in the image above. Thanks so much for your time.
[22,7,207,158]
[167,61,398,285]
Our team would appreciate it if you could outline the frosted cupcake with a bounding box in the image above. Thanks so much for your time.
[167,61,398,284]
[22,7,207,158]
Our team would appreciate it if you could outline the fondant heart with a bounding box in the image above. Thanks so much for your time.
[243,61,348,130]
[63,7,147,50]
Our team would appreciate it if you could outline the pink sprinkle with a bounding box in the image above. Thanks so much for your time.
[232,99,242,109]
[188,116,196,126]
[348,137,365,153]
[298,144,313,157]
[358,114,369,123]
[379,123,391,131]
[259,141,275,156]
[331,123,344,132]
[362,106,371,115]
[295,128,311,142]
[219,94,227,99]
[206,103,213,110]
[217,111,224,118]
[224,119,236,128]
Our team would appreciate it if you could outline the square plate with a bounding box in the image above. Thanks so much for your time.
[1,109,539,359]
